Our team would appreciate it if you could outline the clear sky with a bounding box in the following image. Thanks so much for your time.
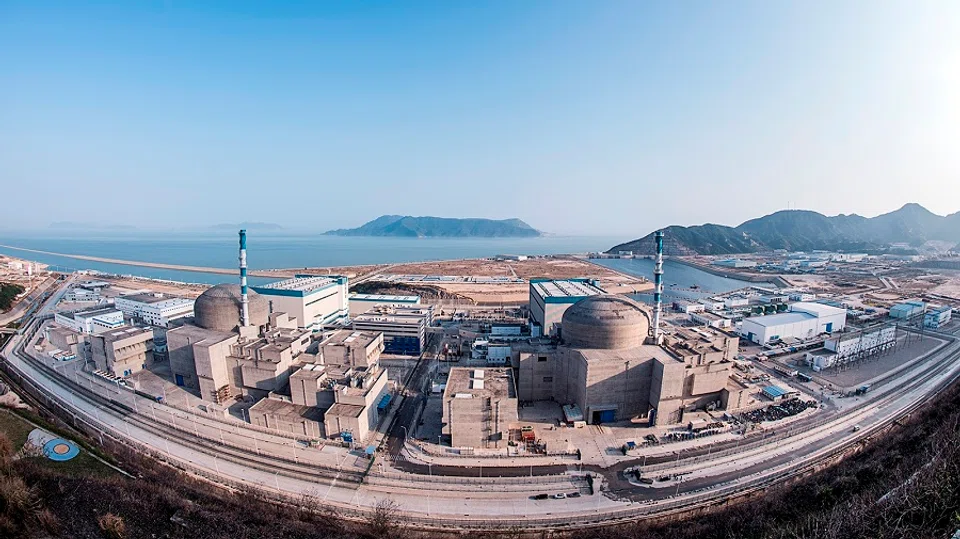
[2,1,958,235]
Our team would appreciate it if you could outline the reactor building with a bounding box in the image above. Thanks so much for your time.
[166,230,391,444]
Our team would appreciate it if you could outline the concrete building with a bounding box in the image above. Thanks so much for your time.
[712,259,757,268]
[54,307,124,335]
[351,305,433,355]
[44,325,81,357]
[740,302,846,345]
[528,279,605,337]
[63,287,101,303]
[251,275,349,330]
[348,293,420,317]
[890,301,926,320]
[259,329,390,442]
[690,311,733,329]
[516,296,741,426]
[924,306,953,329]
[672,300,705,314]
[167,284,311,403]
[442,368,519,449]
[88,326,155,378]
[114,293,195,328]
[805,326,896,371]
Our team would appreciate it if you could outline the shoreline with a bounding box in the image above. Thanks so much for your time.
[669,258,790,288]
[0,244,294,278]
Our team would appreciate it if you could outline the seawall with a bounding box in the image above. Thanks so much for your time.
[670,258,790,288]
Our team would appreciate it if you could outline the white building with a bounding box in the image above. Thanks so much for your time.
[690,311,732,329]
[806,326,896,371]
[63,288,100,303]
[698,299,726,311]
[740,302,846,345]
[251,275,349,330]
[712,259,757,268]
[114,293,195,328]
[54,307,124,335]
[924,306,953,329]
[352,305,434,355]
[528,279,605,336]
[348,293,420,317]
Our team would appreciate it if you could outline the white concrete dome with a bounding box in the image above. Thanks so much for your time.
[562,295,650,350]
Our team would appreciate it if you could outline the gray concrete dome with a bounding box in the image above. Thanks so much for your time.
[562,295,650,350]
[194,284,268,332]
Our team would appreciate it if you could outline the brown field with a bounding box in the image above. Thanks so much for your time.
[379,257,650,305]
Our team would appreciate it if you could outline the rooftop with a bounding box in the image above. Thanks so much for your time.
[322,329,381,348]
[743,312,813,327]
[98,325,153,340]
[350,293,419,302]
[531,279,605,300]
[249,398,326,422]
[252,275,344,296]
[325,403,366,418]
[444,367,516,399]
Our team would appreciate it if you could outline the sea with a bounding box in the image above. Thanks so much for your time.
[0,232,766,296]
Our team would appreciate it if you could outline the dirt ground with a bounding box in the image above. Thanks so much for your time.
[930,273,960,300]
[380,257,649,305]
[98,276,208,299]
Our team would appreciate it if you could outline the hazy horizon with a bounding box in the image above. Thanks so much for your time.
[3,2,959,235]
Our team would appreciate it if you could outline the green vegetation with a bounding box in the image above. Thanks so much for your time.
[325,215,542,237]
[0,409,115,478]
[0,282,26,312]
[609,203,960,255]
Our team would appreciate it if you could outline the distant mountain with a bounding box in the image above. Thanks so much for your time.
[210,222,283,231]
[325,216,542,238]
[609,203,959,255]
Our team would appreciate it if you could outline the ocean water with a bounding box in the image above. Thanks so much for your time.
[0,233,628,285]
[593,258,769,304]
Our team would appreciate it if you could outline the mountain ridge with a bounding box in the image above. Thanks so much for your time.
[324,216,542,238]
[609,204,960,255]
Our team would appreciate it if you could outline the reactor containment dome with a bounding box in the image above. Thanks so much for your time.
[194,284,269,332]
[562,295,651,350]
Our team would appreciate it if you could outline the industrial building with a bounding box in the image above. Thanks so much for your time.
[351,305,433,355]
[528,278,605,337]
[114,293,195,327]
[711,259,757,268]
[54,307,124,335]
[251,275,349,330]
[890,301,926,320]
[348,293,420,317]
[515,295,742,426]
[44,325,82,358]
[88,326,155,378]
[252,329,390,442]
[167,231,314,403]
[740,302,846,345]
[442,368,519,449]
[924,305,953,329]
[63,287,101,303]
[690,311,733,329]
[805,326,896,371]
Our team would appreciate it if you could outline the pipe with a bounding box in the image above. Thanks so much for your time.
[653,230,664,343]
[239,229,249,327]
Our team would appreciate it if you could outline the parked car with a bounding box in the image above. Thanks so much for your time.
[552,493,567,499]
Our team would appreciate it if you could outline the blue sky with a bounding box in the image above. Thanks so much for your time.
[1,1,958,235]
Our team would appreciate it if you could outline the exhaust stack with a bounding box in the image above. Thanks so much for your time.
[239,229,249,327]
[653,230,664,344]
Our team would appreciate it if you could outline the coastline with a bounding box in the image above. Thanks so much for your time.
[0,244,298,278]
[669,257,790,288]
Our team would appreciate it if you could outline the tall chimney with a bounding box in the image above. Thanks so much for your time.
[239,229,249,327]
[653,230,664,343]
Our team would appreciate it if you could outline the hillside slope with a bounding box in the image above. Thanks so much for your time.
[609,203,959,255]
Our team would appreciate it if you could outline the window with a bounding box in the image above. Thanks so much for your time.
[543,376,553,383]
[537,356,547,362]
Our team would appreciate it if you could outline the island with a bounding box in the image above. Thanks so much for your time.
[324,215,542,238]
